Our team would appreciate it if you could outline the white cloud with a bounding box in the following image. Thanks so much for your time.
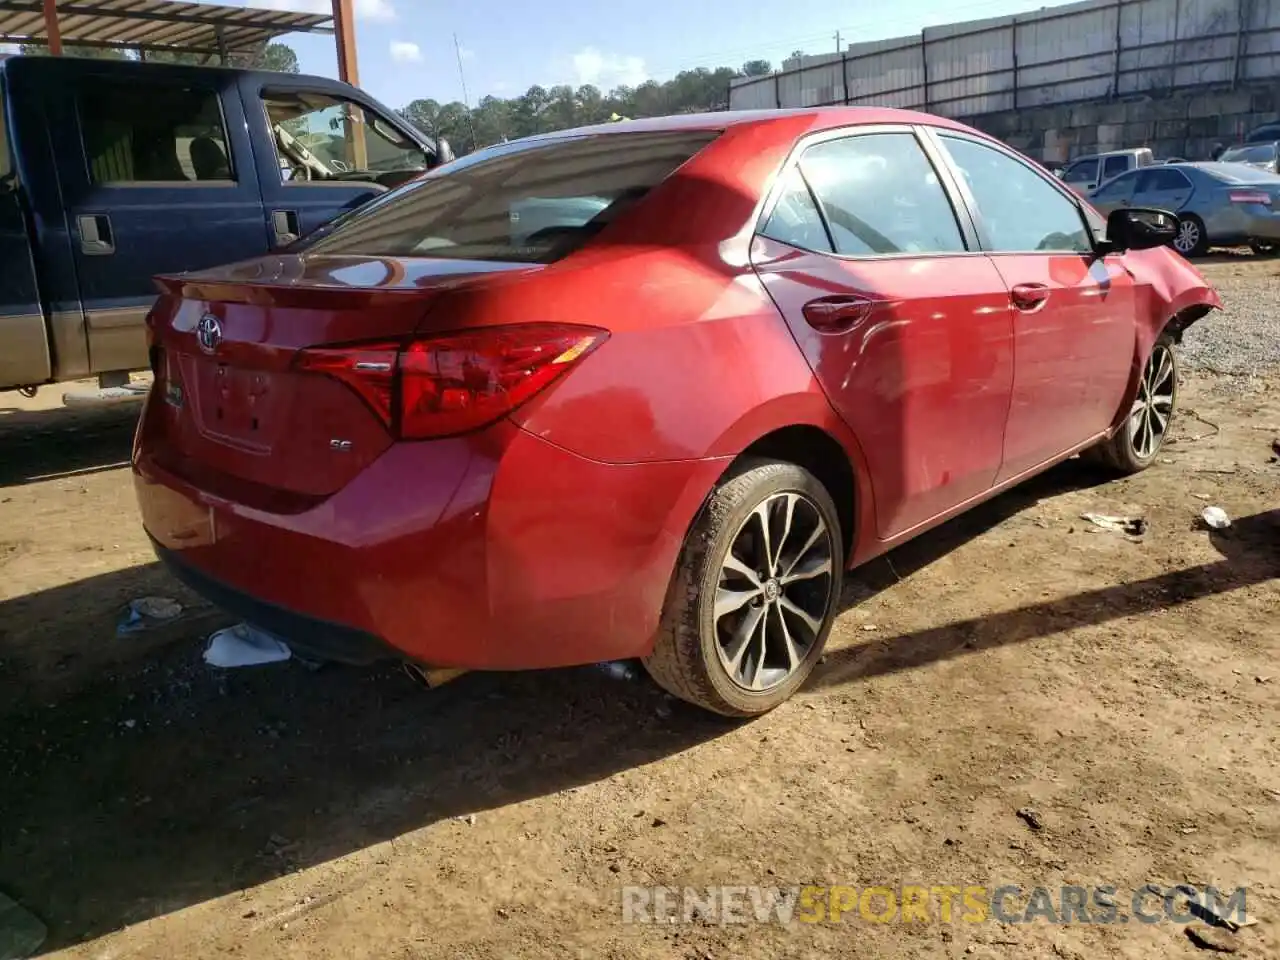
[389,40,421,63]
[250,0,396,21]
[570,47,647,88]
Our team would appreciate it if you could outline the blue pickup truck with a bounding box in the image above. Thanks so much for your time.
[0,54,445,396]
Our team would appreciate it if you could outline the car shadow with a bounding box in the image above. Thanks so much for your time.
[1,496,1276,952]
[815,504,1280,691]
[0,566,734,951]
[0,401,141,488]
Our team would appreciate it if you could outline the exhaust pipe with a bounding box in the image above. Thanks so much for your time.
[403,662,469,689]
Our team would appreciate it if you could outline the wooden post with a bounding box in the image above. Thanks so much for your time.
[332,0,359,85]
[331,0,366,169]
[43,0,62,56]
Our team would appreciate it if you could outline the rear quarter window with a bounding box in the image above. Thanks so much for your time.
[305,130,719,263]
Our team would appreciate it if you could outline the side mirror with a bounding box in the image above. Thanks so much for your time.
[1105,206,1178,252]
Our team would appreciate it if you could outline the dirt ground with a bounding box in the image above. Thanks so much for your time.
[1,259,1278,959]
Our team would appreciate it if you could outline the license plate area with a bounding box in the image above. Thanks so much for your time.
[190,357,279,452]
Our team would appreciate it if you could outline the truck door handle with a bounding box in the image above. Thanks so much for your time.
[77,214,115,255]
[801,295,874,334]
[1010,283,1051,311]
[271,209,300,247]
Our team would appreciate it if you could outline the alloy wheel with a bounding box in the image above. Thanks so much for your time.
[1173,219,1200,255]
[1129,343,1176,459]
[713,492,836,692]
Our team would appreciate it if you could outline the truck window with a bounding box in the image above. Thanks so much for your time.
[1062,159,1098,185]
[261,91,429,183]
[79,81,234,184]
[1101,155,1130,180]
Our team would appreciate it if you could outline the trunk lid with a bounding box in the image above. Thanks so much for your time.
[148,254,540,501]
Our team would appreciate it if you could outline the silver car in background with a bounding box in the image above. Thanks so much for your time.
[1088,162,1280,256]
[1219,141,1279,174]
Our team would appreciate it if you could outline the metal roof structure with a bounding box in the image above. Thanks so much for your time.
[0,0,333,57]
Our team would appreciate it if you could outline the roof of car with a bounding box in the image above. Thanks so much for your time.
[522,106,975,141]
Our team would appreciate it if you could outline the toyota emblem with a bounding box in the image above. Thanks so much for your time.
[196,314,223,354]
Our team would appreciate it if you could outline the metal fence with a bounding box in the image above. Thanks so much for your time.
[728,0,1280,117]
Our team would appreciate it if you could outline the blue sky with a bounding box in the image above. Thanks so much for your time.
[230,0,1076,110]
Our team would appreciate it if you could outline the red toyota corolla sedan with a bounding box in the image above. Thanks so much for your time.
[134,108,1220,716]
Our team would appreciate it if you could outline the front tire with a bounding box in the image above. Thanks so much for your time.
[1086,334,1178,474]
[1172,215,1208,257]
[644,460,844,718]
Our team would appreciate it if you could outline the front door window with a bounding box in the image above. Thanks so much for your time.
[262,91,428,183]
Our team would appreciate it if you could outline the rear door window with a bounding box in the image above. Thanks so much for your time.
[760,165,833,252]
[797,132,967,255]
[79,80,233,184]
[306,130,718,263]
[1092,170,1138,201]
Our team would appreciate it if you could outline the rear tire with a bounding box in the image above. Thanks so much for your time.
[1085,334,1178,475]
[1249,240,1278,257]
[1172,215,1208,257]
[644,460,844,718]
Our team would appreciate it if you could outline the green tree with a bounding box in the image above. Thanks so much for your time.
[20,43,126,59]
[740,59,773,77]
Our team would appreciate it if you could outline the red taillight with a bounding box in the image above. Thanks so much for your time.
[1228,190,1272,205]
[296,324,607,439]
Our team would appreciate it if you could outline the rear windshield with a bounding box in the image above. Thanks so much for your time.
[1220,143,1277,164]
[1201,162,1280,183]
[304,129,719,263]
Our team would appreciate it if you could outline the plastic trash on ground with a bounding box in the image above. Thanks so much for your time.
[204,623,291,668]
[1201,505,1231,530]
[596,661,639,681]
[0,892,45,960]
[116,596,184,636]
[1080,513,1147,536]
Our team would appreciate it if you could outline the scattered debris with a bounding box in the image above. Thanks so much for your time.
[204,624,291,669]
[456,814,476,826]
[116,596,184,636]
[1016,807,1045,831]
[1257,676,1273,685]
[654,701,672,720]
[596,661,638,682]
[0,892,45,960]
[1171,410,1221,443]
[861,624,879,632]
[1184,923,1239,953]
[1081,513,1147,537]
[651,817,667,828]
[1200,506,1231,530]
[1192,493,1213,501]
[1194,467,1238,476]
[1174,886,1258,932]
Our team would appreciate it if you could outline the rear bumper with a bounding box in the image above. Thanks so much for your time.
[154,538,397,664]
[134,399,730,670]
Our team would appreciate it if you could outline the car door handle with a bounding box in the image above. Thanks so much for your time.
[1010,283,1050,311]
[271,209,300,247]
[77,214,115,255]
[801,295,874,334]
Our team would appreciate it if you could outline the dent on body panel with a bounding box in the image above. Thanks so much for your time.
[753,242,1014,539]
